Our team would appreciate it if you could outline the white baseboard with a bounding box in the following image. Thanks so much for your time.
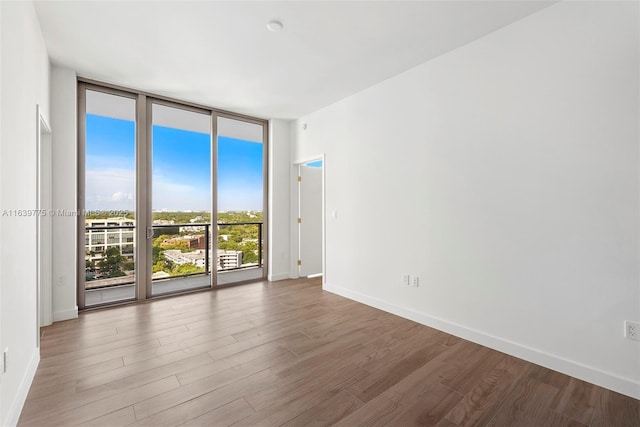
[52,306,78,322]
[323,282,640,400]
[268,272,291,282]
[4,349,40,427]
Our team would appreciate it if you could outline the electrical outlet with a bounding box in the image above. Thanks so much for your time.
[411,275,419,287]
[625,321,640,341]
[402,275,410,286]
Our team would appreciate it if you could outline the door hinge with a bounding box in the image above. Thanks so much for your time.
[297,176,301,182]
[297,217,302,223]
[297,260,302,266]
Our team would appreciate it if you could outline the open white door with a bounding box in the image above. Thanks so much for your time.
[298,161,323,277]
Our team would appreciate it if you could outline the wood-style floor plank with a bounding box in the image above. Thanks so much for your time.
[78,406,137,427]
[591,389,640,427]
[335,356,460,426]
[18,278,638,426]
[443,355,528,426]
[21,376,180,426]
[179,398,255,427]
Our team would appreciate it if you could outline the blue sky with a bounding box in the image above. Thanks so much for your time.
[85,114,263,212]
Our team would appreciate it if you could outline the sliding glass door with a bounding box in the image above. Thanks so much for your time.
[150,102,213,296]
[81,88,137,307]
[78,82,267,309]
[217,116,266,285]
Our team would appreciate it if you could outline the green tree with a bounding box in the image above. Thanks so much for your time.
[241,241,259,264]
[218,240,240,251]
[152,245,165,264]
[171,263,204,276]
[98,247,126,278]
[153,260,166,273]
[152,211,211,224]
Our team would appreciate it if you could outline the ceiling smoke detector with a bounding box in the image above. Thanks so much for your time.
[266,20,284,32]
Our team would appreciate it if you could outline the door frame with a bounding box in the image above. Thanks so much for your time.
[291,154,326,284]
[36,104,53,336]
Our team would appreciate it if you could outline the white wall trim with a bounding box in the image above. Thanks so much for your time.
[324,282,640,400]
[36,104,53,329]
[52,306,78,322]
[268,272,290,282]
[4,350,39,427]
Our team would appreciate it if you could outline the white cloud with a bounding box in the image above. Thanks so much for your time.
[111,191,134,201]
[85,168,135,210]
[85,167,211,211]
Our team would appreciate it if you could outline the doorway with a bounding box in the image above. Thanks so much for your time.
[296,158,324,278]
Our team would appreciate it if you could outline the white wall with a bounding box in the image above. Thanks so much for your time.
[0,1,50,424]
[50,66,78,321]
[268,119,291,281]
[293,1,640,398]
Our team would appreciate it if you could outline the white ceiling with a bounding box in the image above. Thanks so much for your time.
[34,1,555,119]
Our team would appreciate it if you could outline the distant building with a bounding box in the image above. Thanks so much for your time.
[179,224,207,233]
[85,217,135,267]
[160,235,206,250]
[218,250,243,270]
[153,219,175,226]
[179,216,208,233]
[163,248,243,271]
[163,249,207,268]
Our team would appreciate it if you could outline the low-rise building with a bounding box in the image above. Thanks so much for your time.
[85,217,135,267]
[218,250,243,270]
[163,249,207,269]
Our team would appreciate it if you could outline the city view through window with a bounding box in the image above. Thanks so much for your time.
[83,89,264,304]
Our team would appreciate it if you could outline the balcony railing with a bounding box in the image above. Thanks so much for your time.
[84,222,263,290]
[153,222,263,277]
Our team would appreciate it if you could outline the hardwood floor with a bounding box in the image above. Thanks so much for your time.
[19,278,639,426]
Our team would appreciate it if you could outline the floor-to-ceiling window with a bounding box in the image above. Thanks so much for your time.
[217,116,267,285]
[78,82,267,309]
[80,88,137,307]
[150,102,213,296]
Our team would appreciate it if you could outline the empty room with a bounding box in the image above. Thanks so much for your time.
[1,0,639,426]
